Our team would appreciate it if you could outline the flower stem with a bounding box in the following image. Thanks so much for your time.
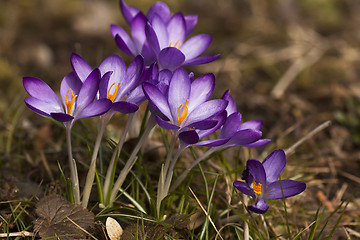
[65,124,80,204]
[81,119,107,208]
[103,113,135,203]
[108,116,156,206]
[156,132,177,215]
[170,146,219,192]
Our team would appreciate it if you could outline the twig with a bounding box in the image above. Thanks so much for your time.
[66,216,97,240]
[271,45,327,99]
[188,187,224,240]
[285,120,331,156]
[0,231,34,237]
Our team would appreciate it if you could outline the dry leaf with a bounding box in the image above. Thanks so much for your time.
[106,217,123,240]
[34,195,94,240]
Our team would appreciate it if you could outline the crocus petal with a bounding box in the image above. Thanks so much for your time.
[120,0,140,25]
[242,139,271,148]
[111,101,139,114]
[222,90,237,115]
[219,112,241,139]
[248,199,269,214]
[147,1,171,23]
[76,99,112,120]
[228,129,262,146]
[262,149,286,184]
[167,13,186,44]
[264,179,306,200]
[168,68,190,120]
[179,130,199,144]
[183,54,220,65]
[111,24,136,56]
[99,71,112,99]
[184,15,198,36]
[239,120,263,131]
[188,73,215,112]
[71,53,93,82]
[142,82,172,120]
[23,77,62,108]
[125,84,146,105]
[24,97,61,117]
[74,69,101,116]
[131,13,147,51]
[195,138,230,147]
[117,55,144,101]
[183,99,228,127]
[158,47,185,71]
[155,115,179,130]
[186,119,217,130]
[145,22,161,55]
[197,110,228,139]
[247,159,266,186]
[99,55,126,91]
[148,14,168,49]
[50,112,74,122]
[140,41,157,65]
[181,34,212,60]
[60,72,83,108]
[233,181,256,199]
[115,34,136,57]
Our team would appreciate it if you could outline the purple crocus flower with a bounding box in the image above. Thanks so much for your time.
[70,53,144,114]
[233,149,306,214]
[142,68,228,144]
[23,68,112,126]
[192,90,271,148]
[111,0,219,69]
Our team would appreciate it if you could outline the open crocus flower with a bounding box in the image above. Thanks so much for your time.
[233,149,306,214]
[192,90,270,148]
[71,53,144,114]
[111,0,219,69]
[143,68,228,144]
[24,69,112,126]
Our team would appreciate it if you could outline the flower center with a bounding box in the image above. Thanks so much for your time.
[65,88,78,115]
[169,40,181,49]
[251,182,262,195]
[107,82,121,102]
[177,99,189,125]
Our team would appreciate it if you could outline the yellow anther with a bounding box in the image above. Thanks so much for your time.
[65,88,77,115]
[251,182,262,195]
[169,40,181,49]
[107,82,121,102]
[177,99,189,125]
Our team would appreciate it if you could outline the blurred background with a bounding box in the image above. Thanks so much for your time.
[0,0,359,238]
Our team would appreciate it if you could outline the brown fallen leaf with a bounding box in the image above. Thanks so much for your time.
[33,194,94,240]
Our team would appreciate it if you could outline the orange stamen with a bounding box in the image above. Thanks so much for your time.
[177,99,189,125]
[251,182,262,195]
[107,82,121,102]
[65,88,77,114]
[169,40,181,49]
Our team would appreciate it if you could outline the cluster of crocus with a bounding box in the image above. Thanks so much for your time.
[23,0,306,216]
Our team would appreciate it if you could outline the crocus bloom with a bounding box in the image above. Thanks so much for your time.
[111,0,219,69]
[24,68,112,126]
[192,90,270,148]
[143,68,228,144]
[233,149,306,214]
[71,53,144,114]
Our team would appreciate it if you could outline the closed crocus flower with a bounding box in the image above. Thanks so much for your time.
[111,0,219,69]
[142,68,228,144]
[23,68,112,127]
[234,149,306,214]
